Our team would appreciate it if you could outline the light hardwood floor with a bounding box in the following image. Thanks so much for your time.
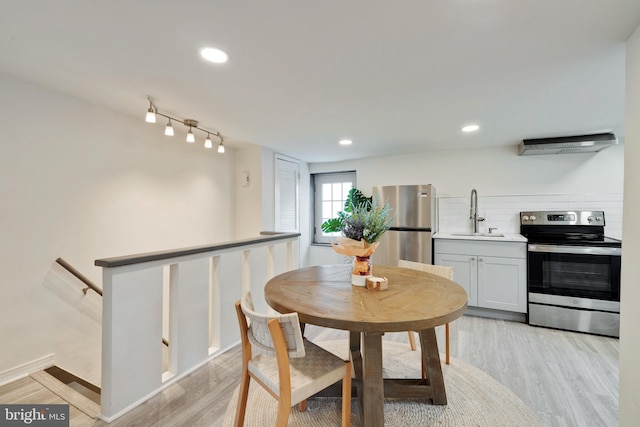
[305,316,618,427]
[0,315,618,427]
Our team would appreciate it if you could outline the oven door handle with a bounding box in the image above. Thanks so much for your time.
[528,244,621,256]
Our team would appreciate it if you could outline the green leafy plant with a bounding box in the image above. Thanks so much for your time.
[321,188,371,234]
[322,188,393,244]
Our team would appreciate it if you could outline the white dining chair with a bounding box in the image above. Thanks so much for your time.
[234,292,352,427]
[398,259,454,365]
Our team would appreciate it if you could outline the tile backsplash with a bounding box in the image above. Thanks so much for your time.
[437,193,623,240]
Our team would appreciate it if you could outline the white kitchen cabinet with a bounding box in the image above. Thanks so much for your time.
[433,253,478,306]
[434,238,527,313]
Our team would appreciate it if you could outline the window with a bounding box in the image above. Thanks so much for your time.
[312,171,356,244]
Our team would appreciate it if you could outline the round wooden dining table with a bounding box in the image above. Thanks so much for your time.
[264,264,468,427]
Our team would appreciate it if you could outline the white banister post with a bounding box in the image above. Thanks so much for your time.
[267,245,275,280]
[246,246,269,312]
[101,265,163,420]
[242,250,251,295]
[209,256,220,352]
[167,263,178,377]
[169,258,210,374]
[287,241,294,271]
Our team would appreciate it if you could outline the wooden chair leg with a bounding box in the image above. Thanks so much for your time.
[445,323,450,365]
[342,361,352,427]
[407,331,417,351]
[298,400,307,412]
[275,401,290,427]
[234,371,250,427]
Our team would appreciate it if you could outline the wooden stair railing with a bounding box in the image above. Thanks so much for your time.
[56,257,103,296]
[56,257,169,347]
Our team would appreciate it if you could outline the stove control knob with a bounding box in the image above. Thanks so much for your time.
[530,215,536,221]
[588,216,594,222]
[522,215,529,221]
[596,216,603,221]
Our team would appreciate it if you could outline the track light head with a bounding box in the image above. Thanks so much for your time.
[145,108,156,123]
[217,140,225,153]
[186,126,195,143]
[205,134,213,149]
[165,119,174,136]
[145,98,156,123]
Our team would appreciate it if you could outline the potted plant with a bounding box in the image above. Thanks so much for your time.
[322,188,394,286]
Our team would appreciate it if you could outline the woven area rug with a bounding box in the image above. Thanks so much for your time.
[223,340,543,427]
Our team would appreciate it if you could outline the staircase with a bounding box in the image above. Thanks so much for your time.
[0,366,100,426]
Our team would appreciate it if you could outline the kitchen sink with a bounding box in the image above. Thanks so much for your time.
[451,232,505,238]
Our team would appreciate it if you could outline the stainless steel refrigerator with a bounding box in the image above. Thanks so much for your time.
[372,184,436,266]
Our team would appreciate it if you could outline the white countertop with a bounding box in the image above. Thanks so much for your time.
[433,232,528,243]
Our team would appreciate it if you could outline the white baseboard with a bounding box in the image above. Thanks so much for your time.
[0,354,55,387]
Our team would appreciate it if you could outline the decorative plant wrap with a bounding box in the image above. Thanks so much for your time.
[330,236,378,277]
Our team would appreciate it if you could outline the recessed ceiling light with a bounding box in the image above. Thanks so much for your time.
[339,139,353,146]
[200,47,229,63]
[462,124,480,133]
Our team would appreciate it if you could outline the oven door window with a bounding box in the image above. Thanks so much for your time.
[528,252,620,301]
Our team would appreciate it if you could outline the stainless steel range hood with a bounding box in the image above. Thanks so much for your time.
[518,133,618,156]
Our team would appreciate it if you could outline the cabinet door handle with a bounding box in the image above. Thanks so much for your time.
[478,258,483,262]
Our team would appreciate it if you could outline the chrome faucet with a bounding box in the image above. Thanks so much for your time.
[469,188,485,233]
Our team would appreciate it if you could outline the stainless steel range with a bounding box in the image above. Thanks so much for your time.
[520,210,621,338]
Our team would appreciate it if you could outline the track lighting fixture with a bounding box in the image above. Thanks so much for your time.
[144,97,225,153]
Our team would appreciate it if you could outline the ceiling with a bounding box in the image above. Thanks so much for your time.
[2,1,639,163]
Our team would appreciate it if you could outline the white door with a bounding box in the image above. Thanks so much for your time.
[275,156,299,232]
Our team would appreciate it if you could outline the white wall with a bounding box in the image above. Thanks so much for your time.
[234,146,264,239]
[307,144,624,265]
[309,143,624,198]
[261,148,276,232]
[619,23,640,427]
[0,73,236,383]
